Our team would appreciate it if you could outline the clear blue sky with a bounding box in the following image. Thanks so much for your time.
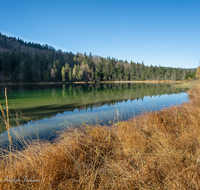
[0,0,199,68]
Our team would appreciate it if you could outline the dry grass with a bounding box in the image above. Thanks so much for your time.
[0,86,200,189]
[101,80,186,84]
[174,80,200,88]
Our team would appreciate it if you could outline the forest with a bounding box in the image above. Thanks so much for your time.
[0,33,196,83]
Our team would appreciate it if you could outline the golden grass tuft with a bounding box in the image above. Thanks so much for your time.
[1,86,200,189]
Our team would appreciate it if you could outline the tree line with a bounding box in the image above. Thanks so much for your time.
[0,33,196,83]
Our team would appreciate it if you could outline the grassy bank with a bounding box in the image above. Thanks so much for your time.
[101,80,186,84]
[0,86,200,189]
[174,80,200,88]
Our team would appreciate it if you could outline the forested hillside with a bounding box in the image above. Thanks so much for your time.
[0,33,196,83]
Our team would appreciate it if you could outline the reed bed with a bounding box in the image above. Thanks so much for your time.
[0,86,200,189]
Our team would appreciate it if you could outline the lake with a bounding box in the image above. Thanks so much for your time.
[0,83,189,150]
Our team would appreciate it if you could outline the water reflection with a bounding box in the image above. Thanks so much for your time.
[0,83,189,151]
[0,83,188,130]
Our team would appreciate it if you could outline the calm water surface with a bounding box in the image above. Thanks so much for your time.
[0,83,189,150]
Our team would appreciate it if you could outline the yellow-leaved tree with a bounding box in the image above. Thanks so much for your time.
[195,66,200,79]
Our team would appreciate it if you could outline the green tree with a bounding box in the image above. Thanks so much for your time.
[11,66,19,82]
[68,68,72,81]
[171,70,176,81]
[72,64,77,81]
[76,65,81,81]
[61,66,66,82]
[38,70,41,81]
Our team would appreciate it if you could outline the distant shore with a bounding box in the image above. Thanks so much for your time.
[0,80,190,86]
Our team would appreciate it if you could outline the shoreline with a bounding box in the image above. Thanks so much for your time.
[0,79,189,86]
[174,80,200,88]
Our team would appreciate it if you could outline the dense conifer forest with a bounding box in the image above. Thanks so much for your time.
[0,33,196,83]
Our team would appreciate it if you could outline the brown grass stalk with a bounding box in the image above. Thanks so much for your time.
[0,87,13,189]
[0,86,200,189]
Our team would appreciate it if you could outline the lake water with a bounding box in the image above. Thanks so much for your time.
[0,83,189,150]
